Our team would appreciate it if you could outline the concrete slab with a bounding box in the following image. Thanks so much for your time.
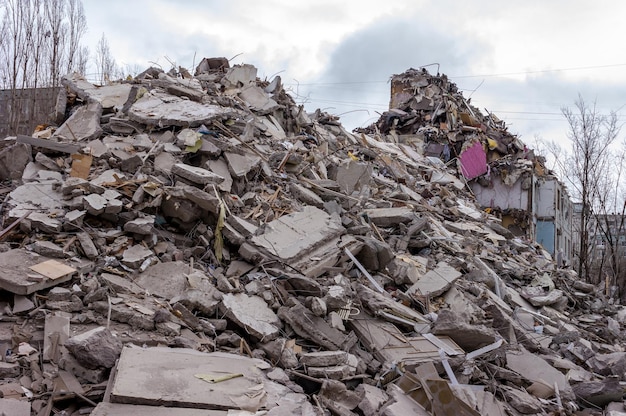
[128,90,244,128]
[406,261,462,297]
[91,403,227,416]
[220,293,282,341]
[363,207,415,227]
[135,261,189,299]
[506,348,573,397]
[240,206,346,278]
[0,249,77,295]
[0,398,30,416]
[110,347,272,411]
[53,101,103,142]
[206,158,233,192]
[223,151,261,179]
[172,163,225,185]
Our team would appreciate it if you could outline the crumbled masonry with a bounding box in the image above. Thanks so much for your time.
[0,60,622,415]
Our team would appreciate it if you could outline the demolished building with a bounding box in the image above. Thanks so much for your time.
[0,60,623,415]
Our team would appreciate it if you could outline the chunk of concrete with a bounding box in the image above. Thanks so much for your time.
[121,245,154,269]
[135,261,189,299]
[300,350,350,367]
[363,207,415,227]
[239,85,279,113]
[223,151,261,179]
[220,293,282,341]
[128,90,244,128]
[0,249,76,295]
[336,160,372,194]
[0,143,32,180]
[206,158,233,192]
[431,309,496,351]
[53,101,103,142]
[64,326,122,369]
[91,403,228,416]
[123,216,155,235]
[278,303,357,351]
[356,384,388,416]
[0,398,30,416]
[172,163,225,185]
[240,206,347,278]
[83,193,107,215]
[506,348,573,400]
[76,232,99,259]
[406,261,462,298]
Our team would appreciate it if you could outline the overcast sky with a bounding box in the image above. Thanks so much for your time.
[82,0,626,148]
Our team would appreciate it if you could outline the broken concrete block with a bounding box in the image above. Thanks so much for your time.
[240,206,347,278]
[32,240,67,258]
[356,237,394,271]
[172,163,225,185]
[64,326,122,369]
[239,84,279,113]
[406,261,462,298]
[206,158,233,192]
[53,101,103,141]
[222,151,260,180]
[76,231,99,259]
[290,182,325,207]
[0,143,32,180]
[0,398,30,416]
[300,350,350,367]
[121,244,154,269]
[123,216,155,235]
[83,193,107,215]
[0,362,20,378]
[363,207,415,227]
[431,309,496,351]
[278,303,357,351]
[220,293,282,341]
[101,272,144,295]
[128,89,243,128]
[520,287,566,307]
[59,348,109,383]
[135,261,189,299]
[222,64,257,88]
[356,383,388,416]
[506,348,573,400]
[110,347,280,412]
[336,160,372,194]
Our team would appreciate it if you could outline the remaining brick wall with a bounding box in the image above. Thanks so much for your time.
[0,87,61,138]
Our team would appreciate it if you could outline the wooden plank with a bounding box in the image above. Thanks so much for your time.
[29,260,76,280]
[17,134,81,154]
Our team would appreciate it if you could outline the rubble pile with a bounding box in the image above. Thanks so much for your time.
[0,60,624,416]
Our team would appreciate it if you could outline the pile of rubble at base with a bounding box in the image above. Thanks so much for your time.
[0,59,625,416]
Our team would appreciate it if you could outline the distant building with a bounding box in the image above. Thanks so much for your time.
[469,157,573,264]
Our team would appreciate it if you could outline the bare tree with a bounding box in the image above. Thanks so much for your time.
[553,95,622,284]
[95,33,117,85]
[64,0,86,74]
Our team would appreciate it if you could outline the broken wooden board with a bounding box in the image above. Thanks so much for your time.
[110,347,271,411]
[0,249,77,295]
[29,259,76,280]
[92,402,228,416]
